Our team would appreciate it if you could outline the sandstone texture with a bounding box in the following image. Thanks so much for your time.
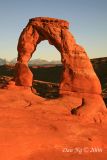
[15,17,101,94]
[0,86,107,160]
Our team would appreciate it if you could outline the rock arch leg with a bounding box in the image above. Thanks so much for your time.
[60,29,101,94]
[15,25,39,86]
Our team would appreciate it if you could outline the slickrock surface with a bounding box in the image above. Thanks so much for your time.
[0,85,107,160]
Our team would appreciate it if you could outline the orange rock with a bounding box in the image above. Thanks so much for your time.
[15,62,33,86]
[15,17,101,94]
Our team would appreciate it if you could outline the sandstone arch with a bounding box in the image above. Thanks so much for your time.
[15,17,101,94]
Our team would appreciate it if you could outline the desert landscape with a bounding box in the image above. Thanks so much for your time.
[0,17,107,160]
[0,57,107,104]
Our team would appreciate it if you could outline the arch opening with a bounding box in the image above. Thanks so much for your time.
[30,40,61,62]
[29,40,63,99]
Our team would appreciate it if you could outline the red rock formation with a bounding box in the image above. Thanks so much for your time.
[15,17,101,94]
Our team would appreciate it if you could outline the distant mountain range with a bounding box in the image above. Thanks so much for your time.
[28,59,61,66]
[0,57,107,66]
[0,58,61,66]
[0,58,6,66]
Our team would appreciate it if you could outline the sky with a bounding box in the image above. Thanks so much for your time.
[0,0,107,61]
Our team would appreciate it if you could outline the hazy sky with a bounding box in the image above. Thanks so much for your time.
[0,0,107,61]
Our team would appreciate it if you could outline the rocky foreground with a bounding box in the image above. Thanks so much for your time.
[0,84,107,160]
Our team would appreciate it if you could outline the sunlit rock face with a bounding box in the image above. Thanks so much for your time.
[15,17,101,94]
